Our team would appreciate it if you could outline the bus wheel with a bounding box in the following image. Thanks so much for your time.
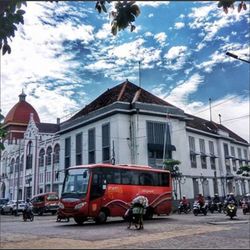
[74,217,85,225]
[95,211,107,224]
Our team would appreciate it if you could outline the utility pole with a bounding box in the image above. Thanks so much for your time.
[209,98,212,122]
[15,139,21,216]
[218,114,222,124]
[138,61,141,88]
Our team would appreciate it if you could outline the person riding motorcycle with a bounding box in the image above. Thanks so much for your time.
[197,194,205,207]
[23,199,33,216]
[213,194,221,203]
[225,193,237,206]
[180,195,189,209]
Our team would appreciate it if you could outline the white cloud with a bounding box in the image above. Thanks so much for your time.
[191,96,249,142]
[174,22,185,29]
[166,73,204,108]
[154,32,167,47]
[138,1,170,7]
[148,13,154,18]
[163,46,189,70]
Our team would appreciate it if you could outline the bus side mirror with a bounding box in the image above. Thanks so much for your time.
[83,171,87,178]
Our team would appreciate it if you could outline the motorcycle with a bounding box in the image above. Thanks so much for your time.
[22,208,34,222]
[193,201,208,216]
[226,201,237,219]
[209,201,222,213]
[178,201,191,214]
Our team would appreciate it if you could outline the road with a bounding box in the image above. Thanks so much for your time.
[0,210,249,249]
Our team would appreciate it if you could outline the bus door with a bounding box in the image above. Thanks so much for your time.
[88,172,106,217]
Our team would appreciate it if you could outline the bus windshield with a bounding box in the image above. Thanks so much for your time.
[62,168,90,199]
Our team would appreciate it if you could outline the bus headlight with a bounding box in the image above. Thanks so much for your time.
[74,202,87,210]
[58,202,64,209]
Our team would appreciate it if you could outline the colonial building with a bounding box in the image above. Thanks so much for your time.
[1,81,249,201]
[0,92,61,200]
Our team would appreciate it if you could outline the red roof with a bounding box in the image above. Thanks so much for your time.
[4,94,40,124]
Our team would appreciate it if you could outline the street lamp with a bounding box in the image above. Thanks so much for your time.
[200,174,209,196]
[172,166,186,200]
[226,52,250,64]
[25,174,32,199]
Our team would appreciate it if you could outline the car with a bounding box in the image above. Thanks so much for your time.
[0,198,9,212]
[31,192,59,215]
[1,200,26,215]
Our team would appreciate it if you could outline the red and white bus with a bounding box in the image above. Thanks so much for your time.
[58,164,172,225]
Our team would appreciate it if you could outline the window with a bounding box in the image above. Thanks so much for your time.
[209,141,214,155]
[223,143,229,157]
[15,157,19,172]
[26,141,32,169]
[147,121,173,168]
[53,144,60,164]
[190,154,197,168]
[189,136,195,152]
[210,157,216,170]
[75,133,82,165]
[46,146,52,166]
[237,148,242,159]
[88,128,95,164]
[65,137,71,169]
[231,146,235,157]
[201,155,207,169]
[243,149,248,160]
[39,149,45,167]
[9,158,15,173]
[199,139,205,153]
[102,123,110,162]
[20,155,24,172]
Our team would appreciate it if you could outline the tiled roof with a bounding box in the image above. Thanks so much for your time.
[37,123,60,133]
[186,114,247,143]
[69,80,175,121]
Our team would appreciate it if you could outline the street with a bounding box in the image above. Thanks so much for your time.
[0,210,249,249]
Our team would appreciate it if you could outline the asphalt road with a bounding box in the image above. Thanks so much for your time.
[0,210,249,249]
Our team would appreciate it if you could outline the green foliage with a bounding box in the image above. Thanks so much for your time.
[163,159,181,173]
[218,0,247,14]
[0,126,6,150]
[236,165,250,177]
[0,0,27,55]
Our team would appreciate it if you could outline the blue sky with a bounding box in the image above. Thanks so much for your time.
[1,1,249,141]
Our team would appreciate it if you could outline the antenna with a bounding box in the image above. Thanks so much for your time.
[138,61,141,88]
[218,114,222,124]
[209,98,212,121]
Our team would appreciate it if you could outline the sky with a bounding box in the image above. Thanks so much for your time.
[1,1,249,142]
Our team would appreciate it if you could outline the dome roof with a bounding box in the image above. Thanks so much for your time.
[4,91,40,124]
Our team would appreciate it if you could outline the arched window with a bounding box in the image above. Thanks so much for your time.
[20,155,24,171]
[10,158,15,174]
[15,156,19,172]
[26,141,33,169]
[53,144,60,164]
[39,149,45,167]
[46,146,52,166]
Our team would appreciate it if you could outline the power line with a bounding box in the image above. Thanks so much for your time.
[221,114,249,123]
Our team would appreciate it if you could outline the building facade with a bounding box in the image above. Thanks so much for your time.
[1,81,249,201]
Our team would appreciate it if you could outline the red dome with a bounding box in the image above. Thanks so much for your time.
[4,92,40,124]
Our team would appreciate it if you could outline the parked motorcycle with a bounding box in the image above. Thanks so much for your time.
[226,201,237,219]
[178,201,191,214]
[22,208,34,222]
[193,201,208,216]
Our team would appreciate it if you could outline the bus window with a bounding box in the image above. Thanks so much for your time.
[139,172,154,186]
[159,173,169,187]
[121,170,132,185]
[113,169,121,184]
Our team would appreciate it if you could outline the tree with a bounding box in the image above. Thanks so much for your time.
[0,126,6,150]
[0,1,248,55]
[236,165,250,177]
[163,159,181,175]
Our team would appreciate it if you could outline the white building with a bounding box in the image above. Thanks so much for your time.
[1,81,249,201]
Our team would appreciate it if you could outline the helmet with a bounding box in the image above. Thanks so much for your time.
[26,198,30,203]
[229,192,234,196]
[183,195,186,198]
[214,193,218,196]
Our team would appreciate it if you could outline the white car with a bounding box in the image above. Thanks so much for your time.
[1,200,26,215]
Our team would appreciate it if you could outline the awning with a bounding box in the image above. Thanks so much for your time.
[148,143,176,151]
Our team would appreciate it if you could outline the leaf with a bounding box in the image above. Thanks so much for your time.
[238,2,242,12]
[223,6,228,14]
[130,4,140,17]
[101,3,107,13]
[16,9,26,15]
[243,3,247,10]
[111,22,117,36]
[130,24,135,32]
